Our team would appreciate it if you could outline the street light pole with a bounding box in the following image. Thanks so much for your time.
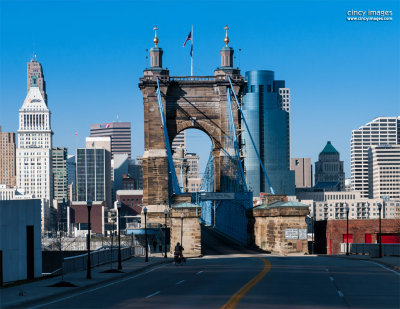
[345,204,349,256]
[164,208,168,258]
[378,203,382,258]
[180,212,184,245]
[143,207,148,262]
[117,200,122,270]
[86,200,93,279]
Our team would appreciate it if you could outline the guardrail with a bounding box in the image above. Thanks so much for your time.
[62,246,145,274]
[339,243,400,257]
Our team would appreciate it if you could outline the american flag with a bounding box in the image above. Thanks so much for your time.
[183,31,192,47]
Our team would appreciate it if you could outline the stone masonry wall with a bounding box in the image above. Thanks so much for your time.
[250,206,309,255]
[170,207,202,257]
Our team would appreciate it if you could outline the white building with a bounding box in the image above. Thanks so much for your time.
[294,191,400,221]
[351,116,400,198]
[368,145,400,200]
[0,184,33,200]
[16,77,53,231]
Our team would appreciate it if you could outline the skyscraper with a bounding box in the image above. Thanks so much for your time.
[314,141,345,191]
[76,145,111,208]
[52,147,68,202]
[0,126,16,187]
[368,145,400,199]
[89,122,131,159]
[242,70,294,196]
[16,75,53,230]
[351,117,400,198]
[67,155,76,201]
[27,58,47,103]
[172,131,186,153]
[290,158,312,188]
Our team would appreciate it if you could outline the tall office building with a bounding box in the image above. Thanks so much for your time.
[242,70,295,196]
[52,147,68,202]
[368,145,400,199]
[16,75,53,230]
[0,126,16,187]
[172,131,186,153]
[90,122,131,159]
[67,155,76,201]
[314,141,345,191]
[290,158,312,188]
[76,146,111,208]
[27,58,47,103]
[186,153,199,178]
[351,117,400,198]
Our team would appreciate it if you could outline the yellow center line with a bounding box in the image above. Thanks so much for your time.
[221,257,271,309]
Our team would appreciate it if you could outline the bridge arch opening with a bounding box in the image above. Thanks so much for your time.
[171,128,213,193]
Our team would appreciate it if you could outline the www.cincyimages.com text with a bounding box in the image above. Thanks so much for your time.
[346,9,393,22]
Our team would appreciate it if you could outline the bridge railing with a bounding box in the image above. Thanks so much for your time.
[62,246,145,274]
[339,243,400,257]
[140,75,245,83]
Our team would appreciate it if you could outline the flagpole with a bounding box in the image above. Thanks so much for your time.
[191,25,193,76]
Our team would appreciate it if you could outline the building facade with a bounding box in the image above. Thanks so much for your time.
[89,122,131,159]
[290,158,312,188]
[67,155,76,201]
[351,116,400,198]
[172,131,186,153]
[76,148,111,208]
[0,127,16,187]
[314,141,345,191]
[52,147,68,202]
[242,70,294,196]
[27,58,47,103]
[16,76,53,230]
[368,145,400,199]
[295,190,400,221]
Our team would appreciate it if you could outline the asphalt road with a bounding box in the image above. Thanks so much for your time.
[28,254,399,309]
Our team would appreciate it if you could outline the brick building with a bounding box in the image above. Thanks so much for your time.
[326,219,400,255]
[0,127,16,187]
[67,201,105,236]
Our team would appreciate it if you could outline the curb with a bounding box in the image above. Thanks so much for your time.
[3,259,172,309]
[318,254,400,273]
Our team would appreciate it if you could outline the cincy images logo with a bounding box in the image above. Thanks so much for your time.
[346,9,393,21]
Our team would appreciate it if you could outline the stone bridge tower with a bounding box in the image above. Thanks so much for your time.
[138,26,245,222]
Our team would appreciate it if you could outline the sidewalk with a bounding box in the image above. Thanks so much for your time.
[321,254,400,272]
[1,254,172,309]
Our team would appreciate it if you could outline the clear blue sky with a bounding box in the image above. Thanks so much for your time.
[1,0,399,177]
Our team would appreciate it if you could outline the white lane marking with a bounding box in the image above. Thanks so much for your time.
[145,291,160,298]
[337,290,344,297]
[329,276,334,281]
[28,265,167,309]
[196,271,204,275]
[365,261,400,276]
[176,280,185,285]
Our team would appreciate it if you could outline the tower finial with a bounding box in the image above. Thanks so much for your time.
[224,25,229,46]
[153,25,159,47]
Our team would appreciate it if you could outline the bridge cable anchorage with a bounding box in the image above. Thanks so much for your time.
[227,77,275,195]
[156,77,181,194]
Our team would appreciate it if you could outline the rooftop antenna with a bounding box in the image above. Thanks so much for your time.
[75,131,78,155]
[116,114,119,122]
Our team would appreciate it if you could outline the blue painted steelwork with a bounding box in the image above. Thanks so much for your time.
[226,88,248,192]
[156,77,181,194]
[227,76,275,195]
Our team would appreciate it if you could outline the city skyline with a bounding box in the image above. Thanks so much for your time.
[1,0,399,177]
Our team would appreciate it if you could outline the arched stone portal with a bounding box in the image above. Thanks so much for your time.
[138,29,245,220]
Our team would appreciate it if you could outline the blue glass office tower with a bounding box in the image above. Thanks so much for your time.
[242,70,295,196]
